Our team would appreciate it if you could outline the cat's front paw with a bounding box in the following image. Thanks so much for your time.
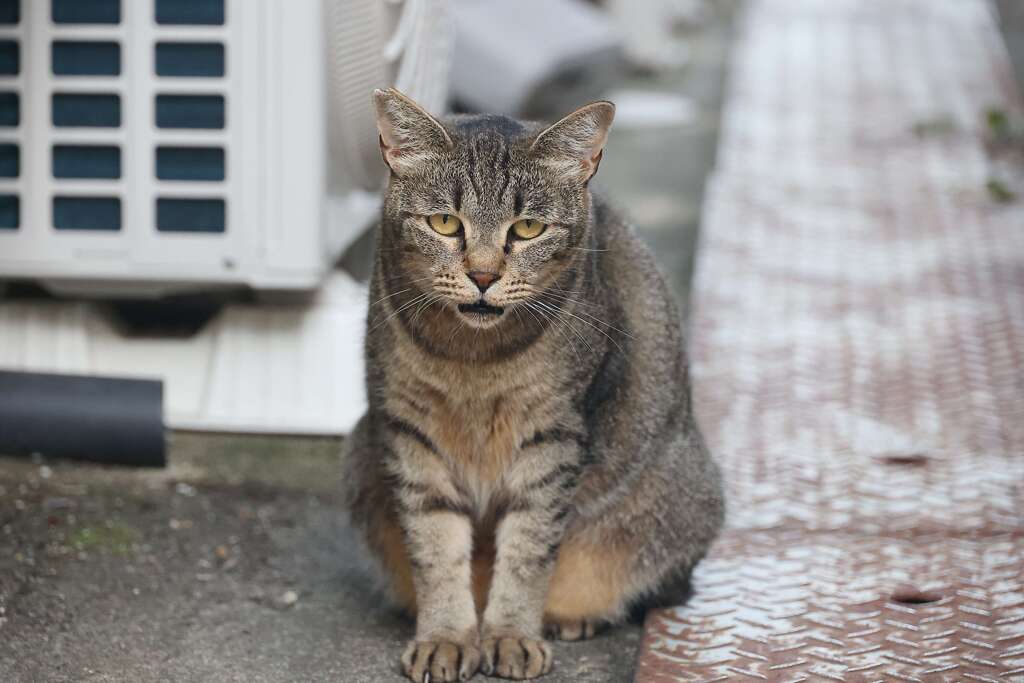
[480,635,552,679]
[402,639,481,682]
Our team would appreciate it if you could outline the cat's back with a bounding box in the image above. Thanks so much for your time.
[590,194,687,374]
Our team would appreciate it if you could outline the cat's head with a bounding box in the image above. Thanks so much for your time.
[373,88,614,332]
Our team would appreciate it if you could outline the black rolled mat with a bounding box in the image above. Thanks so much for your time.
[0,370,165,467]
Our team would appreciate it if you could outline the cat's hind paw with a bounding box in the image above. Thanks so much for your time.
[543,617,606,642]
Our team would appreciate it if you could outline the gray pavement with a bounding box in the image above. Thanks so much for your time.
[0,4,736,681]
[0,436,641,682]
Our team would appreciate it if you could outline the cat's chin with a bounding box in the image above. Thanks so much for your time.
[456,301,506,328]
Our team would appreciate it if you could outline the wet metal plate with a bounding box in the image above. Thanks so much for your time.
[637,0,1024,680]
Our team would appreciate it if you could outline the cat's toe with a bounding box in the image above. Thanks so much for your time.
[402,639,481,682]
[481,636,552,679]
[543,617,605,641]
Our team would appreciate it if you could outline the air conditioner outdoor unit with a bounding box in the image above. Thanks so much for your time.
[0,0,451,297]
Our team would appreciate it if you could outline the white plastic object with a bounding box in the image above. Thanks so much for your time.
[0,0,451,297]
[450,0,622,116]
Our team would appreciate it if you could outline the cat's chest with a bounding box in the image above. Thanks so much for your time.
[386,358,561,489]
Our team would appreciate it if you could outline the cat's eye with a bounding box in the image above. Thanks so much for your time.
[511,219,547,240]
[427,213,462,236]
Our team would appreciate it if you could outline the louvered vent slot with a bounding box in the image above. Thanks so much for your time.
[52,41,121,76]
[0,141,16,176]
[155,43,224,78]
[0,91,16,126]
[0,0,18,24]
[156,146,224,181]
[53,196,121,231]
[0,194,16,229]
[157,198,225,233]
[154,0,227,233]
[53,145,120,179]
[52,94,121,128]
[51,0,120,25]
[154,94,224,129]
[0,39,16,74]
[156,0,225,26]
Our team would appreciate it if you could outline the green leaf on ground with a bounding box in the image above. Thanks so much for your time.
[986,178,1016,203]
[70,523,139,555]
[986,108,1010,138]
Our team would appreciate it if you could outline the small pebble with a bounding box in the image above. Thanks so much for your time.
[39,466,53,480]
[175,483,197,497]
[280,590,298,607]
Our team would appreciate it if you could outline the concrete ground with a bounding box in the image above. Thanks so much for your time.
[0,6,737,682]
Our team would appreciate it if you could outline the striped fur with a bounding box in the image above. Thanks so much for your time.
[343,89,724,681]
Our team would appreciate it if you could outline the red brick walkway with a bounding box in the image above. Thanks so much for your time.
[637,1,1024,680]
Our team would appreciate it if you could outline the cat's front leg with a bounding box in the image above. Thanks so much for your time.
[388,422,480,682]
[481,436,582,679]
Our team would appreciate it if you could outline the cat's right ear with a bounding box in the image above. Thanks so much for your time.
[373,88,452,175]
[529,101,615,184]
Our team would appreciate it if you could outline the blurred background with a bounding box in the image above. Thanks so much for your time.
[2,1,1023,681]
[0,0,736,441]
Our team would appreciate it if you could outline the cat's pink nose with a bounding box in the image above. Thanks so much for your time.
[468,271,499,292]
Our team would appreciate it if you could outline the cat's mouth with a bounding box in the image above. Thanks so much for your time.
[457,301,505,317]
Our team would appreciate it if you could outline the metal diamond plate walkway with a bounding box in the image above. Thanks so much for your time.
[637,0,1024,680]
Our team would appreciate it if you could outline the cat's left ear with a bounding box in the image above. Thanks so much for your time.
[373,88,452,175]
[529,101,615,183]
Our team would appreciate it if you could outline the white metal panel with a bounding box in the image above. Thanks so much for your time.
[0,0,453,296]
[0,271,369,434]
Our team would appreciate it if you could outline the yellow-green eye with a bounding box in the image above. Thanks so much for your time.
[511,219,547,240]
[428,213,462,236]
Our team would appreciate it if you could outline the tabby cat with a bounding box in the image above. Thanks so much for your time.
[343,88,724,681]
